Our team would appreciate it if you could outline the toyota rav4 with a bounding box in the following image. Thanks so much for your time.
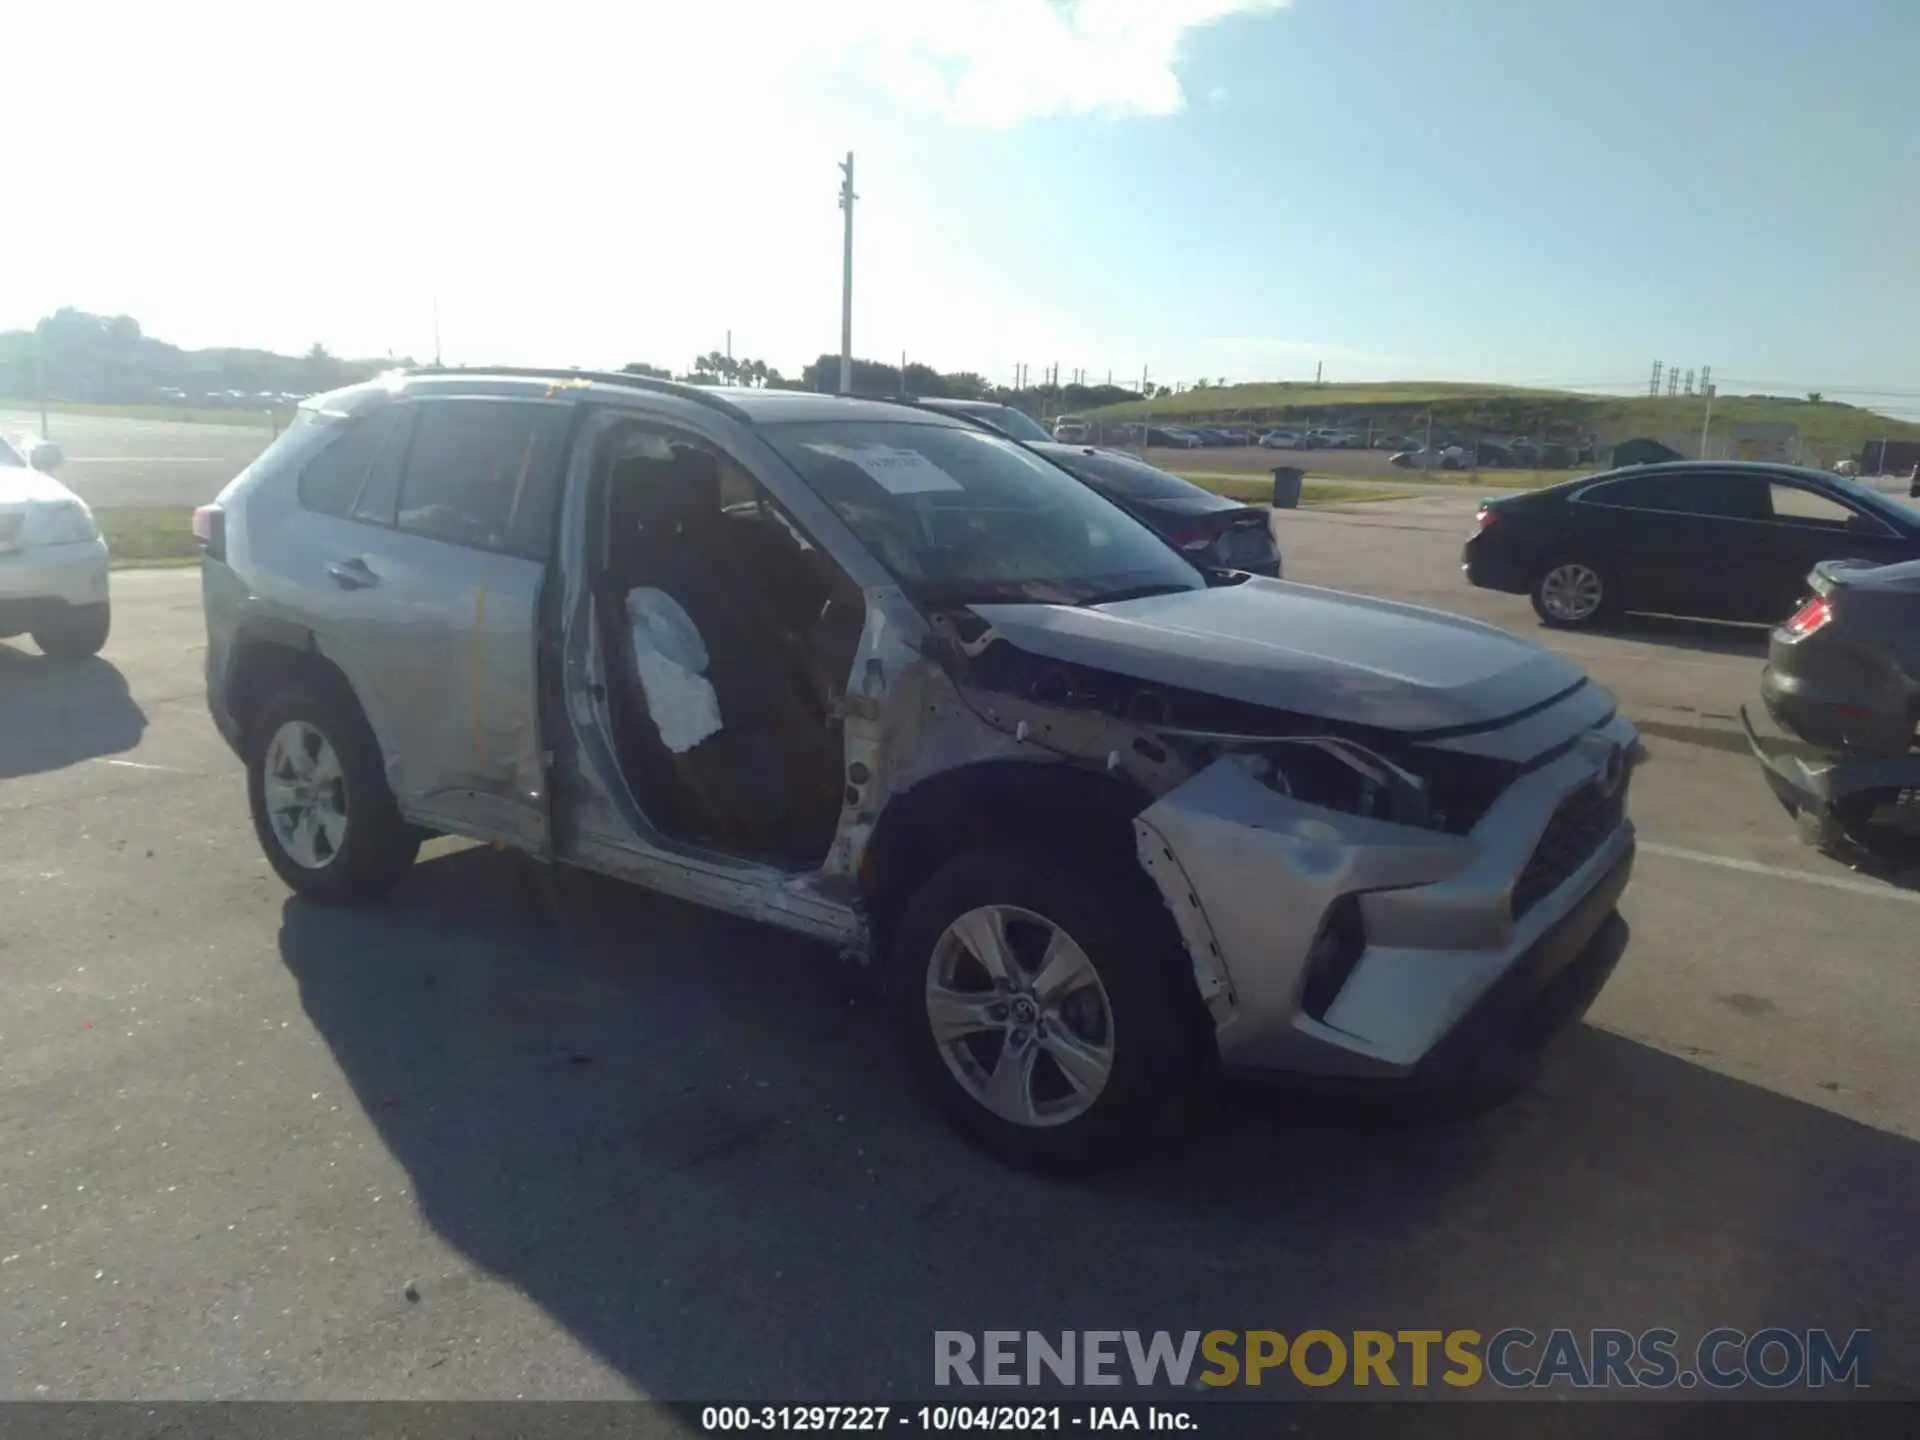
[199,369,1638,1171]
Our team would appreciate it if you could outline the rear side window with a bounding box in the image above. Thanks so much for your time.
[1580,471,1765,518]
[1051,449,1209,502]
[295,413,395,518]
[395,400,571,559]
[1767,483,1868,529]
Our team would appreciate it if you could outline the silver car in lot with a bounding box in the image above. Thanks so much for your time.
[0,434,112,658]
[198,369,1638,1171]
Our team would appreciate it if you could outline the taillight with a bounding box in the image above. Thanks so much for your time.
[1169,527,1213,553]
[1476,505,1497,529]
[192,503,225,561]
[1782,595,1832,639]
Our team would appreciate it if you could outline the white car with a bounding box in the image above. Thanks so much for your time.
[1052,415,1090,443]
[0,435,112,657]
[1258,429,1303,449]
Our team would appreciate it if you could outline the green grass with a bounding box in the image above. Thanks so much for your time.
[1179,473,1414,505]
[1092,383,1920,461]
[97,507,201,567]
[3,400,286,428]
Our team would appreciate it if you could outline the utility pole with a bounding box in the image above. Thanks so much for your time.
[838,152,856,395]
[1699,383,1716,459]
[1140,364,1149,396]
[1423,409,1435,472]
[432,297,442,367]
[1315,361,1323,386]
[900,349,907,399]
[1649,360,1663,397]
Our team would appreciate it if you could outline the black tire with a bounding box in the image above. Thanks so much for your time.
[246,680,419,903]
[1530,556,1614,630]
[891,845,1203,1175]
[32,603,111,659]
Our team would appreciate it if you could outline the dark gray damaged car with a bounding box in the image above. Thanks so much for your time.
[198,370,1639,1171]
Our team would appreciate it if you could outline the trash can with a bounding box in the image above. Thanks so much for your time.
[1270,466,1305,509]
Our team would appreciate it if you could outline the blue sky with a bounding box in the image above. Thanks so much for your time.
[12,1,1918,412]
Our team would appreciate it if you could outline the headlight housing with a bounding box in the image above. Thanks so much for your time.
[19,498,100,546]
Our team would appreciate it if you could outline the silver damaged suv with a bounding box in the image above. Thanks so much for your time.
[200,369,1637,1171]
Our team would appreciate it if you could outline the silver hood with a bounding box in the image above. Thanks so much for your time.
[967,576,1590,733]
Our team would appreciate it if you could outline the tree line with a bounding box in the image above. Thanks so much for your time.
[0,309,1147,419]
[0,308,395,404]
[625,351,1143,414]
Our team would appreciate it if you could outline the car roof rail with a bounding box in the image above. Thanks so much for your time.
[401,365,750,420]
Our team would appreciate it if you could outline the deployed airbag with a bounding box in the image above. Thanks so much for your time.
[625,587,723,754]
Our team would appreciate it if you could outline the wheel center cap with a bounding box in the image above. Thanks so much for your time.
[1011,997,1038,1026]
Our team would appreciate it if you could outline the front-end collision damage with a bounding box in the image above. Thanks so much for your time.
[858,605,1516,1042]
[1135,759,1484,1070]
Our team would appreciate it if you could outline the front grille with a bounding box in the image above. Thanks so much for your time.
[1511,774,1628,919]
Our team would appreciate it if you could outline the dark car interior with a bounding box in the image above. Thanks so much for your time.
[592,426,864,867]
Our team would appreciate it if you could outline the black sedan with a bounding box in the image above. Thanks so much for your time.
[1029,442,1282,577]
[1743,556,1920,851]
[1463,461,1920,629]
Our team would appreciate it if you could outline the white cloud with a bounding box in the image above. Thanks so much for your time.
[838,0,1291,127]
[7,1,1289,373]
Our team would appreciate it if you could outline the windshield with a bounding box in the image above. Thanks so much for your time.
[763,420,1203,606]
[1049,447,1211,503]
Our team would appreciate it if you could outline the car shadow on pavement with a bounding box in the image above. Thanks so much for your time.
[277,846,1920,1401]
[1594,612,1772,661]
[0,644,147,779]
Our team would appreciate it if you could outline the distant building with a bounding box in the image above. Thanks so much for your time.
[1859,439,1920,476]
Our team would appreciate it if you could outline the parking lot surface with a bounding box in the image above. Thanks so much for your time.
[1,410,275,509]
[3,501,1917,1400]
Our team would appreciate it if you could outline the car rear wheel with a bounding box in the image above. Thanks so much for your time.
[32,603,111,659]
[246,682,420,902]
[1532,559,1612,629]
[892,846,1202,1174]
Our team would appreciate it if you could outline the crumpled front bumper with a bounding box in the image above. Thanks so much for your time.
[1131,720,1637,1082]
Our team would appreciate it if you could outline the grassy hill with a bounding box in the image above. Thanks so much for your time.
[1092,382,1920,460]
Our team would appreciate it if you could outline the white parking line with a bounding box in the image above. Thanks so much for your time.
[1640,840,1920,905]
[96,758,189,773]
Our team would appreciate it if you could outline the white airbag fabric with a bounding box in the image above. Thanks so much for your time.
[624,588,722,754]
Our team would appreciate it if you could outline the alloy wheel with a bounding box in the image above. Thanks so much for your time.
[261,720,349,870]
[925,904,1117,1128]
[1540,563,1604,622]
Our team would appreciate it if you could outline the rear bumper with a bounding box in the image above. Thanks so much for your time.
[1741,704,1920,821]
[1761,660,1914,757]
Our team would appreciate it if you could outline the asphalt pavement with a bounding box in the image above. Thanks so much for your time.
[2,512,1918,1402]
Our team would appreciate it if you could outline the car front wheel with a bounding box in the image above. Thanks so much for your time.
[32,603,111,659]
[892,846,1201,1174]
[246,682,420,902]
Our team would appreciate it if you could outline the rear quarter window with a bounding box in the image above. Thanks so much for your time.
[294,412,396,518]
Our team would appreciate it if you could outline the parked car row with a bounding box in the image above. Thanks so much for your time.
[187,368,1639,1173]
